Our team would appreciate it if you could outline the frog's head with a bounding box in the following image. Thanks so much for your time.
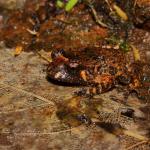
[47,49,86,85]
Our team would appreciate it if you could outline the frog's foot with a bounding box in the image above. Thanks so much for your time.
[74,85,103,98]
[116,85,140,103]
[115,85,131,103]
[74,88,94,98]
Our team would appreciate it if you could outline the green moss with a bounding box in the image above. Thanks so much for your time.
[106,36,130,53]
[106,36,120,45]
[119,41,130,52]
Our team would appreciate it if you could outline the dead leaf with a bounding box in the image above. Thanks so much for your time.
[131,45,140,61]
[113,4,128,21]
[14,46,23,56]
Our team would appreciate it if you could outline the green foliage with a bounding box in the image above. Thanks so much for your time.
[119,41,130,53]
[56,0,78,11]
[65,0,78,11]
[56,0,64,8]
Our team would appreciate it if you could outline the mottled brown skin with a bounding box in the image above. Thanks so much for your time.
[47,48,141,96]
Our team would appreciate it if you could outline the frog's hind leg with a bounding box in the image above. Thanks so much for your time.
[135,80,150,102]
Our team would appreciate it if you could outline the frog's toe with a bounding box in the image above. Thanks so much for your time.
[74,87,101,98]
[74,88,87,96]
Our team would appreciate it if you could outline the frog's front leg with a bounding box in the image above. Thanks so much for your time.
[74,84,105,98]
[75,87,96,98]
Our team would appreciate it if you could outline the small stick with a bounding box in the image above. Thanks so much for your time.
[0,82,55,105]
[134,0,138,7]
[12,125,83,136]
[26,28,38,35]
[88,3,109,28]
[105,0,113,12]
[124,130,148,141]
[126,140,149,150]
[0,103,54,115]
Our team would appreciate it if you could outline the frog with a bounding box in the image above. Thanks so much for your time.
[47,48,142,97]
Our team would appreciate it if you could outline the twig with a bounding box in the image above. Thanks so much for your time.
[26,28,38,35]
[104,0,113,12]
[124,130,148,141]
[126,140,149,150]
[85,1,109,28]
[11,125,83,136]
[0,82,55,106]
[0,103,54,115]
[134,0,138,7]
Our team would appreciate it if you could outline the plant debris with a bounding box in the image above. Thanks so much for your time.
[0,0,150,149]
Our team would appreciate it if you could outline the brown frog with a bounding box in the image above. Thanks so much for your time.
[47,48,142,97]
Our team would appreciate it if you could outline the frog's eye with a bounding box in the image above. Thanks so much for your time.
[54,64,68,79]
[69,62,79,68]
[51,49,65,59]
